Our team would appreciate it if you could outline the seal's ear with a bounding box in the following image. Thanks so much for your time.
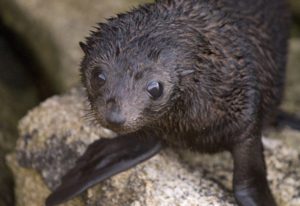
[79,42,89,54]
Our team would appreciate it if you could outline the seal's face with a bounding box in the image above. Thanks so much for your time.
[81,45,178,134]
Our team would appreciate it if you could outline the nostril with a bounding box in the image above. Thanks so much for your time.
[105,111,126,126]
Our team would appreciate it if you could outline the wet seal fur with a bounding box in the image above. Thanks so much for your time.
[46,0,291,205]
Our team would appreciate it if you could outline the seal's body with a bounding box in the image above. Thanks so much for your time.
[46,0,290,206]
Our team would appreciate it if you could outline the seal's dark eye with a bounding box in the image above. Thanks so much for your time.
[147,81,163,100]
[91,68,106,89]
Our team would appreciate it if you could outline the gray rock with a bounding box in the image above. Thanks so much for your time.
[7,87,300,206]
[0,0,152,91]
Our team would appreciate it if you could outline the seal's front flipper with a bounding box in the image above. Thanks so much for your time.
[46,132,162,206]
[232,122,276,206]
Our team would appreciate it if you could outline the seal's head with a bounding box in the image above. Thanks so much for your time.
[79,18,183,134]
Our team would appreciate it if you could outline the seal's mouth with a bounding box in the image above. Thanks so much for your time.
[104,124,139,135]
[98,117,138,135]
[92,107,144,135]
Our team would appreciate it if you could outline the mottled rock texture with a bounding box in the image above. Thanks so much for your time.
[7,88,300,206]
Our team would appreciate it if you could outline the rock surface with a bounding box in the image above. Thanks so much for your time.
[0,0,152,92]
[7,88,300,206]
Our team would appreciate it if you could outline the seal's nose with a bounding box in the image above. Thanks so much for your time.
[105,111,126,126]
[105,97,126,126]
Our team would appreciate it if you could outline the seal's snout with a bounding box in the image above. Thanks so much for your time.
[105,98,126,126]
[105,110,126,126]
